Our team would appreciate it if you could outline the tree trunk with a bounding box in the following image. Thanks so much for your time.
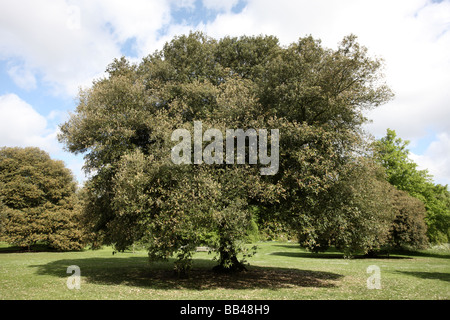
[212,237,247,273]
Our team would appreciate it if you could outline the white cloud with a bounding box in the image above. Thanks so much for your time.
[362,1,450,141]
[0,93,87,184]
[174,0,197,10]
[0,0,173,96]
[410,133,450,187]
[92,0,172,56]
[202,0,240,12]
[0,93,59,152]
[0,1,114,96]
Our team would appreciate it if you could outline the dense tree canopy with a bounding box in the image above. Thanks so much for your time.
[389,188,428,250]
[59,32,394,272]
[0,147,84,251]
[293,157,395,255]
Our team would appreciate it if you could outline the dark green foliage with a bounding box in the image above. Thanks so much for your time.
[389,188,428,250]
[0,147,85,251]
[294,158,395,255]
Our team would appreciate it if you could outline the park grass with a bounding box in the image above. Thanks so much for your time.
[0,241,449,300]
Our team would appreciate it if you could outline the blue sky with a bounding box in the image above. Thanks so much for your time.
[0,0,449,187]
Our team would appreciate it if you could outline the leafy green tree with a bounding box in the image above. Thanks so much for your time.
[0,147,85,251]
[389,188,428,250]
[59,32,393,272]
[374,129,429,194]
[258,35,392,129]
[293,157,395,255]
[425,184,450,243]
[374,129,450,243]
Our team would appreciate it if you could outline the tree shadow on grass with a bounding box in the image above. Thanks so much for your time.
[389,250,450,260]
[0,243,60,253]
[395,271,450,282]
[271,244,450,260]
[30,256,343,290]
[270,244,413,260]
[270,251,412,260]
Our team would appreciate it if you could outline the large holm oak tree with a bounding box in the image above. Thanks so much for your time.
[59,32,393,272]
[0,147,84,251]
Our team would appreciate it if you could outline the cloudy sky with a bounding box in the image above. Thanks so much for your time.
[0,0,449,187]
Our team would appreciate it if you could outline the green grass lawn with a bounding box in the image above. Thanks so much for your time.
[0,241,449,300]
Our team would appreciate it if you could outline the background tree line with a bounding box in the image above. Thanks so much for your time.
[1,32,448,273]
